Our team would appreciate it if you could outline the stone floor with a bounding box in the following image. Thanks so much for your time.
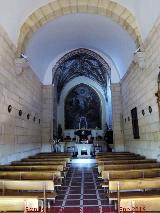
[51,159,116,213]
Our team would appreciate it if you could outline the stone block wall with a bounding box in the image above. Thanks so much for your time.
[41,85,54,152]
[111,83,124,151]
[121,18,160,160]
[0,25,42,164]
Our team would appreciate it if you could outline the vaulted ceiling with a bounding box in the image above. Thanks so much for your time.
[0,0,160,84]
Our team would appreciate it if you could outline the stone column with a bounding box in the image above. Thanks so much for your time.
[111,83,124,151]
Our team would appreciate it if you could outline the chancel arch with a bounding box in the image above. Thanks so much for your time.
[53,49,112,138]
[52,48,111,102]
[17,0,143,57]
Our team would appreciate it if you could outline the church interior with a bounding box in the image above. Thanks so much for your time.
[0,0,160,212]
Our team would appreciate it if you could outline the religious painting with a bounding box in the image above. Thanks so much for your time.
[65,84,101,129]
[131,107,140,139]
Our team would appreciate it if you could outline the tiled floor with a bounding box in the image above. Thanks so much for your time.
[52,159,116,213]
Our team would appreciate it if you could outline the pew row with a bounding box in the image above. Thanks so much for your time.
[0,179,56,207]
[108,178,160,212]
[0,171,61,180]
[11,161,67,167]
[0,196,40,212]
[120,196,160,212]
[101,162,160,171]
[98,159,157,174]
[0,165,64,172]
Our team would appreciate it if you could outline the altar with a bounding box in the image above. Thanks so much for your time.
[75,144,93,157]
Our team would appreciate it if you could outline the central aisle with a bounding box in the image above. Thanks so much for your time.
[52,159,115,212]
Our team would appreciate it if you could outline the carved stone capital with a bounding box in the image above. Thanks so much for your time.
[15,58,30,75]
[133,51,145,70]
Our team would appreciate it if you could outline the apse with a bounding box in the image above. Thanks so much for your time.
[65,84,102,129]
[54,48,112,132]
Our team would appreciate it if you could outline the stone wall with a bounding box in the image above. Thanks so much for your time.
[0,25,42,164]
[41,85,54,152]
[111,83,124,151]
[121,18,160,160]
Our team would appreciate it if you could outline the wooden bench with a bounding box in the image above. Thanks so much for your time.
[0,165,64,172]
[0,179,56,208]
[100,168,160,189]
[101,162,160,171]
[120,196,160,212]
[96,156,146,163]
[96,152,132,156]
[101,168,160,180]
[36,152,72,155]
[28,156,71,163]
[0,196,40,212]
[108,178,160,212]
[96,152,141,157]
[98,159,157,174]
[11,161,67,167]
[0,170,61,180]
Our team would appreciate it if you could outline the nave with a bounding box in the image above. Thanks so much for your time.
[0,151,160,212]
[53,159,114,212]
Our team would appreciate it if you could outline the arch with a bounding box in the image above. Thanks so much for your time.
[17,0,143,56]
[57,76,110,131]
[53,48,111,103]
[44,47,120,85]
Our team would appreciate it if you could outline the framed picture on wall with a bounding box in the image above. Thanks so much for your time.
[131,107,140,139]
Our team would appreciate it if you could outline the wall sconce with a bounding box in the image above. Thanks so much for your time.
[155,70,160,118]
[133,49,145,70]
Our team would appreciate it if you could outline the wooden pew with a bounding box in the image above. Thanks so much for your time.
[108,178,160,212]
[11,161,67,167]
[96,156,146,163]
[36,152,71,156]
[0,196,40,212]
[101,162,160,171]
[0,179,56,207]
[101,168,160,189]
[0,171,61,180]
[120,196,160,212]
[96,152,141,156]
[22,158,71,164]
[0,165,64,172]
[98,159,157,174]
[96,152,132,156]
[101,168,160,180]
[28,156,71,163]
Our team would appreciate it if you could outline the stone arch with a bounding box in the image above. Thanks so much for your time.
[17,0,143,56]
